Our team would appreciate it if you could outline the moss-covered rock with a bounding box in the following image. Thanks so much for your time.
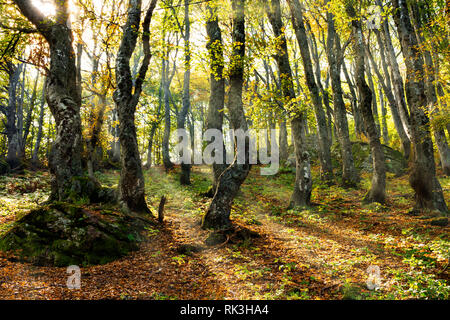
[0,203,149,266]
[332,142,407,176]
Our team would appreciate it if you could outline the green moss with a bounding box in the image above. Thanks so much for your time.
[0,203,146,266]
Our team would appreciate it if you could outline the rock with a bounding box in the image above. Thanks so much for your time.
[429,217,448,227]
[0,203,148,266]
[332,142,407,176]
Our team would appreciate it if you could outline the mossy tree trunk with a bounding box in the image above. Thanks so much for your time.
[12,0,91,201]
[392,0,448,213]
[409,1,450,176]
[202,0,252,230]
[325,6,360,188]
[346,3,386,204]
[113,0,158,214]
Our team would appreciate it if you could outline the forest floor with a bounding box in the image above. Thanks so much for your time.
[0,166,449,300]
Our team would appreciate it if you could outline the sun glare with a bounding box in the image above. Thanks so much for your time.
[31,0,79,18]
[32,0,56,16]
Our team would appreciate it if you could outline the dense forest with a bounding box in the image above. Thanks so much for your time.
[0,0,448,300]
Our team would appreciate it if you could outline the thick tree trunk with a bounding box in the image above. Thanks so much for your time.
[13,0,102,201]
[325,7,359,187]
[288,0,333,184]
[392,0,447,213]
[113,0,157,214]
[202,3,226,198]
[409,2,450,176]
[290,116,312,207]
[346,4,386,204]
[202,0,251,230]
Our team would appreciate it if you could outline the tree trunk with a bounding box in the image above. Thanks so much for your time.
[202,0,251,230]
[5,63,23,169]
[342,60,363,137]
[379,87,389,145]
[21,71,39,159]
[377,0,411,142]
[13,0,88,201]
[392,0,447,213]
[202,3,226,198]
[287,0,333,184]
[370,29,410,158]
[267,0,312,208]
[162,47,176,171]
[409,1,450,176]
[279,120,288,163]
[113,0,158,214]
[346,4,386,204]
[32,85,46,165]
[365,56,380,137]
[325,6,359,187]
[178,0,192,185]
[145,73,163,169]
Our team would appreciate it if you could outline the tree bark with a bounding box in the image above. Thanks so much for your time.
[346,3,386,204]
[5,63,23,169]
[266,0,311,208]
[392,0,447,213]
[377,0,411,142]
[113,0,158,214]
[287,0,333,184]
[370,29,410,158]
[145,68,163,169]
[202,0,252,230]
[325,6,359,187]
[409,1,450,176]
[178,0,192,185]
[32,85,46,165]
[342,60,363,137]
[162,38,177,171]
[13,0,90,201]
